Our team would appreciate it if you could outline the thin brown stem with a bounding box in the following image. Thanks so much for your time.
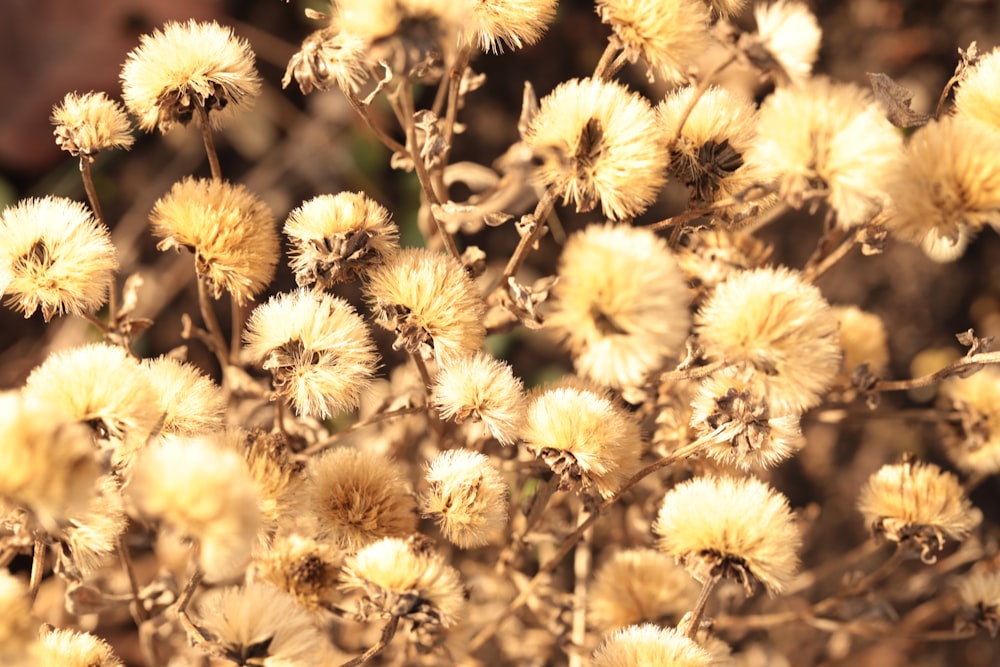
[569,510,592,667]
[175,569,214,653]
[196,274,231,368]
[80,158,106,226]
[302,405,429,457]
[118,535,148,623]
[873,351,1000,392]
[593,42,625,81]
[441,46,473,161]
[197,107,223,181]
[339,615,400,667]
[498,475,561,573]
[346,90,407,155]
[935,73,962,120]
[29,540,46,600]
[498,187,558,284]
[684,576,719,640]
[802,229,858,283]
[230,298,243,360]
[83,310,111,335]
[813,544,904,616]
[412,353,434,393]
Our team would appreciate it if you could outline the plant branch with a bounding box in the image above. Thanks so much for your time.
[873,351,1000,392]
[196,107,222,181]
[301,405,429,457]
[196,274,231,368]
[339,615,400,667]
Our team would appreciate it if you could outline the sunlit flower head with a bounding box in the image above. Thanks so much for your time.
[654,475,801,594]
[695,266,841,413]
[547,223,691,391]
[954,46,1000,131]
[365,248,486,365]
[244,289,378,419]
[284,191,399,288]
[38,628,123,667]
[832,305,889,379]
[674,228,773,292]
[463,0,559,53]
[431,351,526,445]
[254,533,342,612]
[51,91,134,160]
[592,624,713,667]
[524,78,670,220]
[419,449,508,548]
[858,459,982,563]
[939,366,1000,476]
[121,19,261,133]
[282,27,369,95]
[747,0,822,85]
[595,0,710,83]
[149,177,279,305]
[0,197,117,322]
[141,356,226,436]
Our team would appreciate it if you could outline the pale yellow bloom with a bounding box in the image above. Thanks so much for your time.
[51,91,134,159]
[253,533,342,612]
[957,568,1000,637]
[592,624,714,667]
[431,351,526,445]
[141,356,226,435]
[0,571,38,665]
[750,0,822,85]
[37,628,123,667]
[832,305,889,378]
[283,27,369,95]
[464,0,559,53]
[61,475,129,576]
[940,367,1000,475]
[954,46,1000,131]
[420,449,508,548]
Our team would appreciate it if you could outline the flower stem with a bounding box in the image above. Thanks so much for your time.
[197,274,231,368]
[197,106,223,181]
[339,615,400,667]
[684,576,719,640]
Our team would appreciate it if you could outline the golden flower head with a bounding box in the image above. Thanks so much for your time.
[283,27,369,95]
[523,382,643,498]
[253,533,343,612]
[954,46,1000,131]
[342,536,466,628]
[431,351,526,446]
[419,448,509,548]
[695,266,841,413]
[885,115,1000,247]
[120,19,261,133]
[51,91,134,160]
[547,222,691,391]
[22,342,159,475]
[128,434,261,581]
[150,177,279,305]
[37,628,123,667]
[832,305,889,379]
[595,0,710,83]
[244,289,378,419]
[0,196,117,322]
[749,77,902,229]
[141,356,226,436]
[365,247,486,365]
[957,568,1000,637]
[464,0,559,53]
[588,548,700,634]
[654,475,801,594]
[193,581,327,666]
[284,191,399,288]
[747,0,822,85]
[858,459,982,563]
[939,366,1000,476]
[303,447,417,552]
[524,78,670,220]
[592,623,714,667]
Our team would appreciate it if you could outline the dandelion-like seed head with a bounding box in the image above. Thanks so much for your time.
[304,447,417,552]
[282,27,369,95]
[141,357,226,436]
[244,289,378,419]
[343,536,466,628]
[120,19,261,133]
[419,449,508,548]
[464,0,559,53]
[149,177,279,305]
[695,266,841,413]
[954,46,1000,131]
[747,0,822,85]
[858,459,982,563]
[524,78,670,220]
[592,623,714,667]
[254,533,343,612]
[284,192,399,288]
[654,475,801,595]
[0,197,117,322]
[523,383,643,498]
[547,222,691,391]
[939,367,1000,476]
[365,247,486,365]
[51,91,134,160]
[431,351,526,445]
[596,0,710,84]
[957,569,1000,637]
[38,628,123,667]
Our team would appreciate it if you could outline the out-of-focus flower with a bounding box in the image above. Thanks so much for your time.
[746,0,822,85]
[954,46,1000,131]
[37,628,123,667]
[940,367,1000,476]
[142,357,226,436]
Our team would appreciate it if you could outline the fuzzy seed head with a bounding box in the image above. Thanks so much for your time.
[592,624,714,667]
[37,628,123,667]
[432,351,526,445]
[957,569,1000,637]
[141,357,226,436]
[832,305,889,378]
[51,91,134,159]
[420,449,508,548]
[750,0,822,85]
[254,534,343,612]
[464,0,559,53]
[283,27,369,95]
[940,366,1000,475]
[954,47,1000,131]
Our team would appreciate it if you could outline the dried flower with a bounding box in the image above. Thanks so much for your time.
[0,197,117,322]
[51,91,134,160]
[957,569,1000,637]
[832,305,889,378]
[284,191,399,288]
[193,580,327,666]
[120,19,261,133]
[596,0,709,83]
[588,549,700,634]
[939,367,1000,475]
[547,223,691,391]
[244,289,378,419]
[149,177,279,304]
[61,475,129,576]
[432,351,526,445]
[224,429,302,535]
[858,459,982,563]
[128,434,261,581]
[464,0,559,53]
[343,537,466,627]
[954,46,1000,131]
[592,623,714,667]
[365,248,486,365]
[654,475,801,594]
[283,27,369,95]
[706,0,748,18]
[141,357,226,436]
[695,266,841,413]
[523,78,670,220]
[749,77,902,229]
[254,533,342,612]
[37,628,123,667]
[674,228,773,292]
[420,449,508,548]
[523,383,643,498]
[747,0,822,85]
[885,116,1000,247]
[303,447,417,552]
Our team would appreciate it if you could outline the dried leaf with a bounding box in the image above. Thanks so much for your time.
[867,72,931,128]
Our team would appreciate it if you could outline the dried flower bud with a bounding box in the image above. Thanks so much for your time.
[37,628,123,667]
[0,197,117,322]
[141,357,226,436]
[592,623,714,667]
[547,222,691,391]
[747,0,822,85]
[954,46,1000,132]
[695,266,841,413]
[858,459,982,563]
[365,248,486,365]
[432,351,526,445]
[283,27,369,94]
[524,78,669,220]
[149,177,279,305]
[940,367,1000,475]
[284,192,399,288]
[244,289,378,419]
[523,383,643,498]
[120,20,261,133]
[654,475,801,594]
[254,533,342,612]
[304,447,417,552]
[957,569,1000,637]
[343,537,466,628]
[51,91,134,160]
[420,449,508,548]
[464,0,559,53]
